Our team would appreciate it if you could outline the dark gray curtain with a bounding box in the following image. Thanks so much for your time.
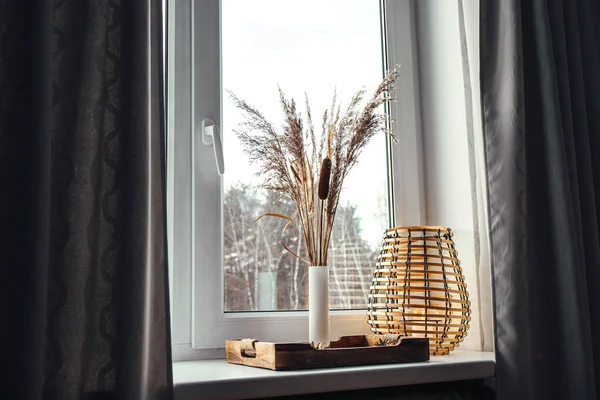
[481,0,600,399]
[0,0,173,399]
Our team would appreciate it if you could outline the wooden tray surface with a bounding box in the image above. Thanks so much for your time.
[225,335,429,371]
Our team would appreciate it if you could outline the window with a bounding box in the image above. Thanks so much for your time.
[168,0,424,358]
[222,0,388,312]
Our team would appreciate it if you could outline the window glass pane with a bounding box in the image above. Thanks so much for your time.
[222,0,386,311]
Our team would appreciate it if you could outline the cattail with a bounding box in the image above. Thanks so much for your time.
[318,158,332,200]
[290,164,302,183]
[317,157,332,266]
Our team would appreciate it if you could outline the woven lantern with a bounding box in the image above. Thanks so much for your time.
[366,226,470,355]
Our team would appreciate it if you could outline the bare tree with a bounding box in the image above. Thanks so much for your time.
[224,183,378,312]
[224,184,299,311]
[224,184,260,310]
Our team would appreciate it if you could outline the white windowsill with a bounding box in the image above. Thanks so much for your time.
[173,350,495,400]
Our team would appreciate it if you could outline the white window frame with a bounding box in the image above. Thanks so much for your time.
[168,0,425,361]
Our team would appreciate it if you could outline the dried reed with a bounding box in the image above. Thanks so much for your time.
[229,65,400,266]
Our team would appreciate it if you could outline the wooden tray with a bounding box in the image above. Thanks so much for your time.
[225,335,429,371]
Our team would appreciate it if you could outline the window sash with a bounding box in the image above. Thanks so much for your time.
[168,0,425,359]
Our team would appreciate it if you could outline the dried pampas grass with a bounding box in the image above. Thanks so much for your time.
[230,65,400,266]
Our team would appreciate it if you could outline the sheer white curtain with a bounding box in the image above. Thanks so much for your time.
[415,0,493,351]
[459,0,494,352]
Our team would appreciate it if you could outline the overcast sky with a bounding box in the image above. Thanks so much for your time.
[222,0,388,249]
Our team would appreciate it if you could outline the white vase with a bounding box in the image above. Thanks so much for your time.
[308,265,330,348]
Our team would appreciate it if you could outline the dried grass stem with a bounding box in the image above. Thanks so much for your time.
[230,65,400,266]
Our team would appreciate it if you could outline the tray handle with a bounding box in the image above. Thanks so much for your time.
[239,338,258,358]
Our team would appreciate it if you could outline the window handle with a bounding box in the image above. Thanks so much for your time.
[201,118,225,175]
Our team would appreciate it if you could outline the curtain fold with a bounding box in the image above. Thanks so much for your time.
[0,1,173,399]
[481,0,600,398]
[0,1,53,398]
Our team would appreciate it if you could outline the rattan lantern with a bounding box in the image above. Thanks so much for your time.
[366,226,470,355]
